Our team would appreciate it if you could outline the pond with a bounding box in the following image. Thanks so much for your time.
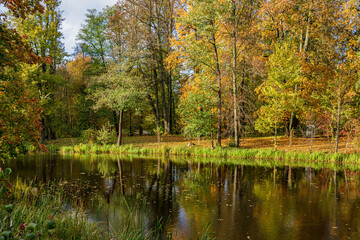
[2,154,360,239]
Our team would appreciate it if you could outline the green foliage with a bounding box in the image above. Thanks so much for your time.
[96,123,117,145]
[76,9,110,72]
[179,77,217,140]
[78,123,116,145]
[0,70,44,160]
[88,63,146,113]
[79,128,98,144]
[11,0,65,69]
[0,168,11,197]
[255,41,302,134]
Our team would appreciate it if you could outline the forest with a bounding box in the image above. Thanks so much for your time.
[1,0,360,160]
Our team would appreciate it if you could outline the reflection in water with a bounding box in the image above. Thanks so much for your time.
[2,154,360,239]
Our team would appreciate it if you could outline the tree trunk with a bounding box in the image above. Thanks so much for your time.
[335,99,341,153]
[129,110,133,136]
[289,112,294,148]
[157,127,161,144]
[232,1,239,148]
[139,114,143,136]
[168,71,173,134]
[216,87,222,147]
[211,132,214,149]
[289,85,298,148]
[117,109,124,146]
[213,34,222,147]
[154,70,161,128]
[274,115,278,150]
[160,76,169,133]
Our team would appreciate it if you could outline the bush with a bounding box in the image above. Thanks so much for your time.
[79,123,116,145]
[78,129,97,144]
[96,124,116,145]
[0,168,11,197]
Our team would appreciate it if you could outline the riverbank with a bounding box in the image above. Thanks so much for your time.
[40,136,360,166]
[57,143,359,163]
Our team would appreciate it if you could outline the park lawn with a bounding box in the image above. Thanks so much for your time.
[47,135,352,154]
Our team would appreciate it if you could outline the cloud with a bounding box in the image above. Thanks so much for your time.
[60,0,117,55]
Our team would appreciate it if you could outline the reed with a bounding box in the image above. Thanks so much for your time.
[58,143,360,165]
[2,178,216,240]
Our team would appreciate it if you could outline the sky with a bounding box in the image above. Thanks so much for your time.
[60,0,117,54]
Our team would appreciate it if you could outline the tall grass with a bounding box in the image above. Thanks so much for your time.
[3,180,104,240]
[59,143,360,164]
[3,179,216,240]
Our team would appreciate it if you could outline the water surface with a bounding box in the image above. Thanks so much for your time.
[2,154,360,239]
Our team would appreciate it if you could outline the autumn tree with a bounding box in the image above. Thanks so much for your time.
[255,41,302,149]
[108,0,178,136]
[179,75,217,147]
[221,0,260,147]
[297,0,360,152]
[88,63,146,146]
[9,0,65,141]
[0,0,44,159]
[171,0,226,146]
[54,53,93,136]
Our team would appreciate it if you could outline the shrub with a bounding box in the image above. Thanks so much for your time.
[79,129,97,144]
[96,123,116,145]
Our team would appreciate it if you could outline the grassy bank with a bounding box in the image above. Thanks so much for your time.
[1,180,104,240]
[57,143,360,164]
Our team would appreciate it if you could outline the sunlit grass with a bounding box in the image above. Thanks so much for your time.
[58,142,360,165]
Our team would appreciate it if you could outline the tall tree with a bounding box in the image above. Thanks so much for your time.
[88,63,146,146]
[171,0,225,146]
[179,74,217,147]
[255,41,302,149]
[221,0,260,147]
[76,9,110,73]
[109,0,177,135]
[10,0,65,141]
[0,0,44,159]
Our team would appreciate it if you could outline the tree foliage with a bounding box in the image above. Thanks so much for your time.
[0,0,44,159]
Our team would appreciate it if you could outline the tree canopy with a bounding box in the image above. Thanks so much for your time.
[2,0,360,158]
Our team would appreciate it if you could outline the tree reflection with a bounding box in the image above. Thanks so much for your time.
[4,155,360,239]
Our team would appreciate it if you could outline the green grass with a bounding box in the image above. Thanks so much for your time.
[3,181,104,240]
[2,179,216,240]
[58,143,360,164]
